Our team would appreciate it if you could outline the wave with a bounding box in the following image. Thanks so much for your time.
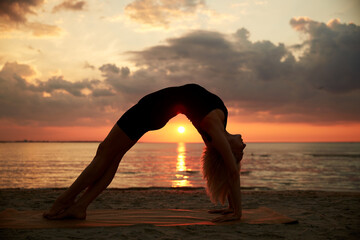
[250,153,271,157]
[119,172,137,175]
[309,154,360,158]
[176,170,200,175]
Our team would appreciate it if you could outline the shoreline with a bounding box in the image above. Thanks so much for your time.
[1,186,359,193]
[1,188,359,239]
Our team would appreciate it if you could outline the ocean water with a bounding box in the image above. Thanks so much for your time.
[0,142,359,191]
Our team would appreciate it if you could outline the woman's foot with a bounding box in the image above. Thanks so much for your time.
[45,204,87,220]
[43,197,74,219]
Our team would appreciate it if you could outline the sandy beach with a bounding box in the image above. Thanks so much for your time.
[0,188,359,240]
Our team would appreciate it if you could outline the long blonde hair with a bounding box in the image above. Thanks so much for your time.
[201,146,241,205]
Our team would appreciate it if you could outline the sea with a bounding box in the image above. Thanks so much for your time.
[0,142,359,192]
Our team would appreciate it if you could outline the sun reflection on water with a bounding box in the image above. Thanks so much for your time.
[172,142,193,187]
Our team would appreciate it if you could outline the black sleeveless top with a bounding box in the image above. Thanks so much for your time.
[117,84,228,141]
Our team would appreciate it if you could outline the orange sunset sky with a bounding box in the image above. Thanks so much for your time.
[0,0,359,143]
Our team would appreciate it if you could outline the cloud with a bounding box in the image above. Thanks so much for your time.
[52,0,87,13]
[25,22,62,37]
[0,61,36,78]
[127,28,298,100]
[98,63,154,98]
[0,18,359,127]
[0,0,61,37]
[290,17,360,93]
[34,76,99,97]
[0,0,43,23]
[83,61,96,70]
[124,0,206,28]
[0,62,118,126]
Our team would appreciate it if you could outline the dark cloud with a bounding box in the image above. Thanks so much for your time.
[0,0,43,23]
[127,28,299,103]
[125,0,206,27]
[0,62,119,126]
[0,18,359,127]
[34,76,99,97]
[0,0,61,36]
[92,88,115,97]
[52,0,87,13]
[99,64,140,95]
[290,17,360,93]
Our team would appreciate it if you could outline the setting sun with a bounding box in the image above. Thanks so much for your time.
[177,126,185,134]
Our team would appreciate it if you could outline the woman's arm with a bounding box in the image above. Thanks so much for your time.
[201,112,239,183]
[200,112,242,222]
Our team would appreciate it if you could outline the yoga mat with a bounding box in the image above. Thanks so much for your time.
[0,207,297,229]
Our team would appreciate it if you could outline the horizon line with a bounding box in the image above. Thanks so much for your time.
[1,140,359,144]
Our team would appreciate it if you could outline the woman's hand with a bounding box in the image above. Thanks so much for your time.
[208,208,234,215]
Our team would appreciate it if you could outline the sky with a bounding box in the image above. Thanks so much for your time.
[0,0,359,142]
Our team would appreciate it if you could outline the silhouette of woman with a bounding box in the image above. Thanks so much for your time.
[43,84,246,222]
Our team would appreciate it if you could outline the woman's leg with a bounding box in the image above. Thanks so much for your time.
[48,153,123,219]
[44,125,136,218]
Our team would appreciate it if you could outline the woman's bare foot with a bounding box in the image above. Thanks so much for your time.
[45,204,87,220]
[43,197,74,219]
[212,212,242,223]
[208,208,234,215]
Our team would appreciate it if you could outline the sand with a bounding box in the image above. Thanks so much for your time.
[0,188,359,240]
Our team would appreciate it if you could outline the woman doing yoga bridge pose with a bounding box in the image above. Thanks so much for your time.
[44,84,246,222]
